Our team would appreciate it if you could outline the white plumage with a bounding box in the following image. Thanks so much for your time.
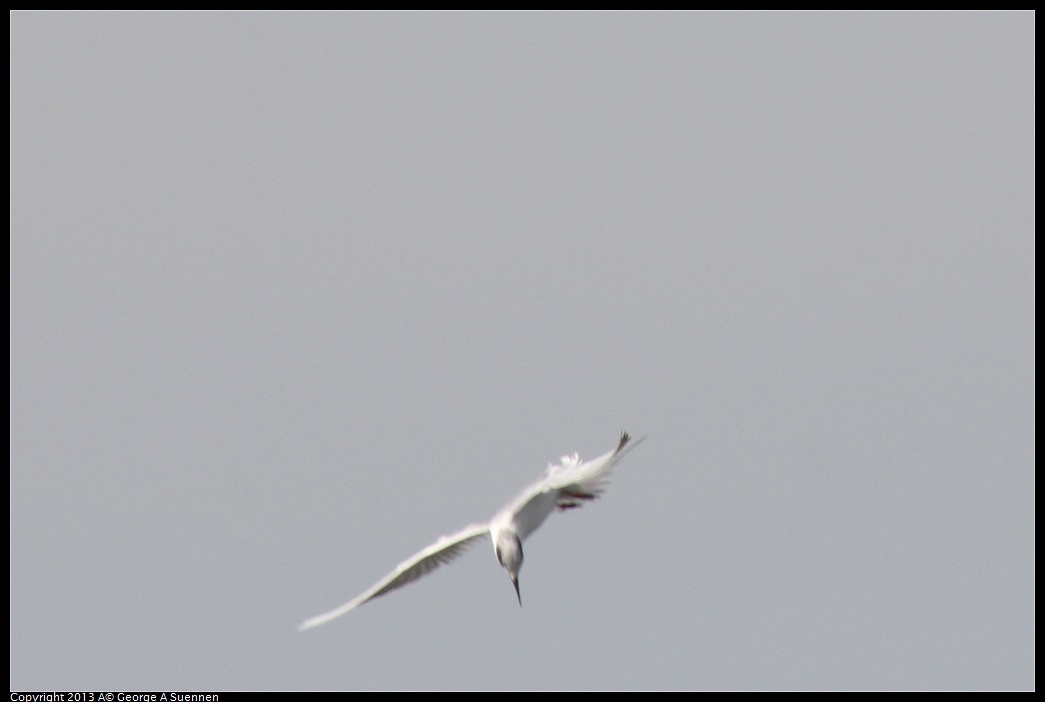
[299,432,645,630]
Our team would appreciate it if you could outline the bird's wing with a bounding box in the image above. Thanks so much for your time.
[544,431,646,506]
[501,432,646,540]
[298,522,490,631]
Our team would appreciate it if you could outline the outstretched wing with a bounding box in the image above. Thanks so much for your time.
[298,522,490,631]
[545,431,646,509]
[501,432,647,541]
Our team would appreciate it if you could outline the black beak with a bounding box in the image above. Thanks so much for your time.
[512,575,521,606]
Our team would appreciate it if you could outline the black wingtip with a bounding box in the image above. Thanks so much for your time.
[617,431,631,452]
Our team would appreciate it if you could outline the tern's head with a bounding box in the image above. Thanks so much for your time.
[494,529,523,606]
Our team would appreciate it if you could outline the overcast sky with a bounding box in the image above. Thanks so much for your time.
[10,12,1034,691]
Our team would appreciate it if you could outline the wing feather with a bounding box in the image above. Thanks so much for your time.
[545,431,646,505]
[298,522,490,630]
[499,432,646,539]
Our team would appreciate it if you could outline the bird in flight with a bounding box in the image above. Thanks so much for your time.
[299,431,645,630]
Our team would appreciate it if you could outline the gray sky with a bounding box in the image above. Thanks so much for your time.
[10,12,1034,691]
